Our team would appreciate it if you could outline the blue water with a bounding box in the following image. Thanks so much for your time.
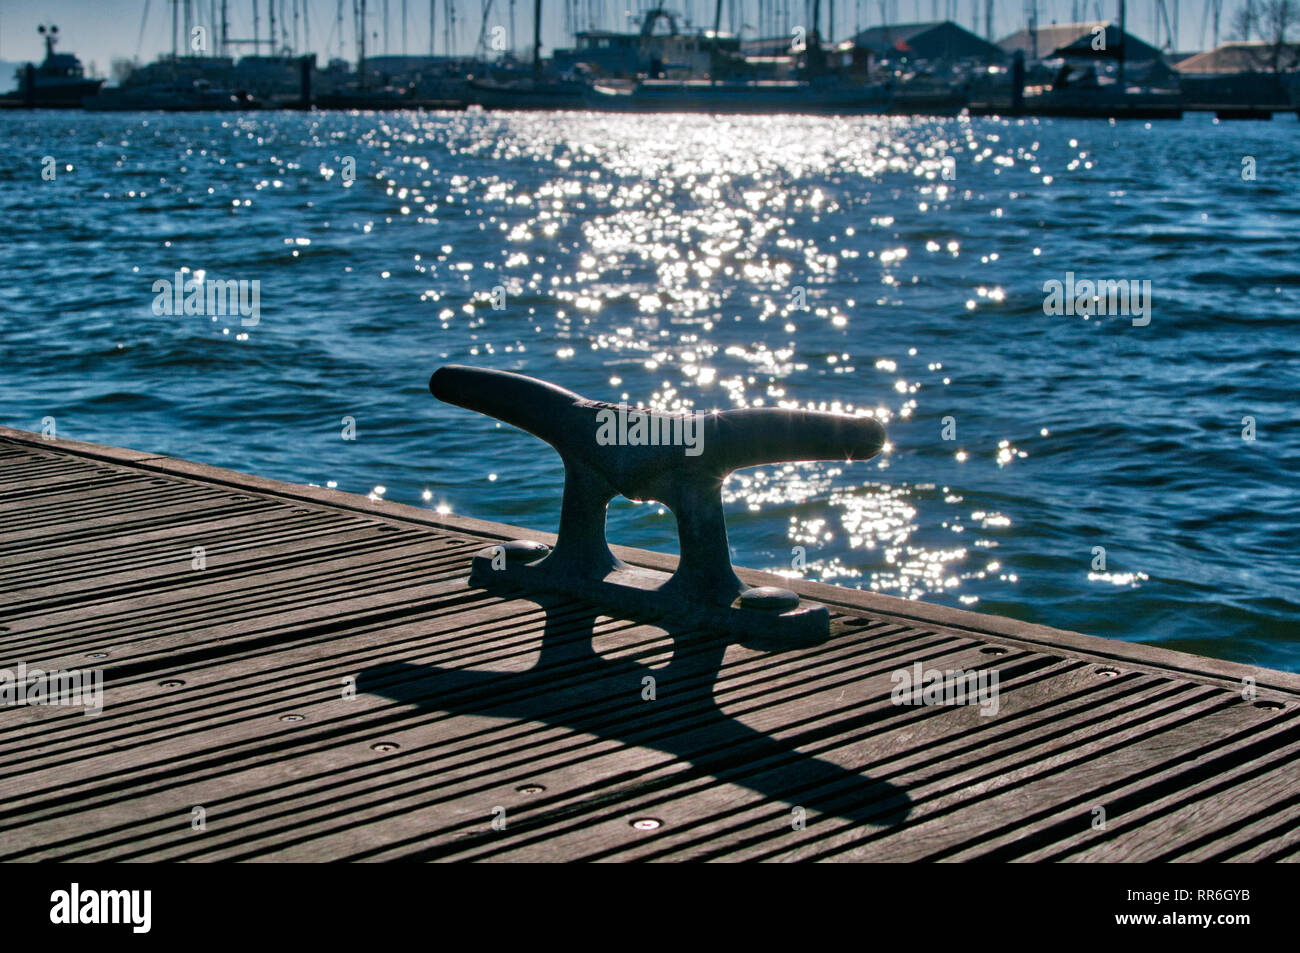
[2,110,1297,670]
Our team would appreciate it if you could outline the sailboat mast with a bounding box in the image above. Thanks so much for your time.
[711,0,723,81]
[811,0,822,75]
[1117,0,1126,88]
[358,0,367,87]
[532,0,541,79]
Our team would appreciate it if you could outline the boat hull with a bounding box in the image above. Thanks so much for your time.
[3,78,103,108]
[469,80,588,111]
[83,86,258,111]
[586,80,892,115]
[969,89,1183,120]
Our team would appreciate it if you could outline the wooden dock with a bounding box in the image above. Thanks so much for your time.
[2,426,1298,862]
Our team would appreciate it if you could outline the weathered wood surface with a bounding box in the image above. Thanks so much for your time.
[1,427,1297,862]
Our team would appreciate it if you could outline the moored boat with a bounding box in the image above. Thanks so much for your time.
[83,79,259,111]
[885,74,969,116]
[1021,73,1183,119]
[468,77,589,110]
[3,25,103,107]
[585,77,892,115]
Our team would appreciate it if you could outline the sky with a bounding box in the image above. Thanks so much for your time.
[0,0,1254,78]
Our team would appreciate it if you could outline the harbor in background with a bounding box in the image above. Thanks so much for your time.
[3,1,1299,118]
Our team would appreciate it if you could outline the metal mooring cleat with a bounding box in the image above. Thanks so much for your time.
[430,365,886,642]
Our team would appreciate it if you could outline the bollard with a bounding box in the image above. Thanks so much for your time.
[430,365,887,642]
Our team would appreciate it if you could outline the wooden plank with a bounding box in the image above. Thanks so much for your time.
[1,428,1297,863]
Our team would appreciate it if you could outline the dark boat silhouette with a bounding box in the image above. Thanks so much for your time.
[3,25,103,107]
[586,77,892,114]
[84,78,260,111]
